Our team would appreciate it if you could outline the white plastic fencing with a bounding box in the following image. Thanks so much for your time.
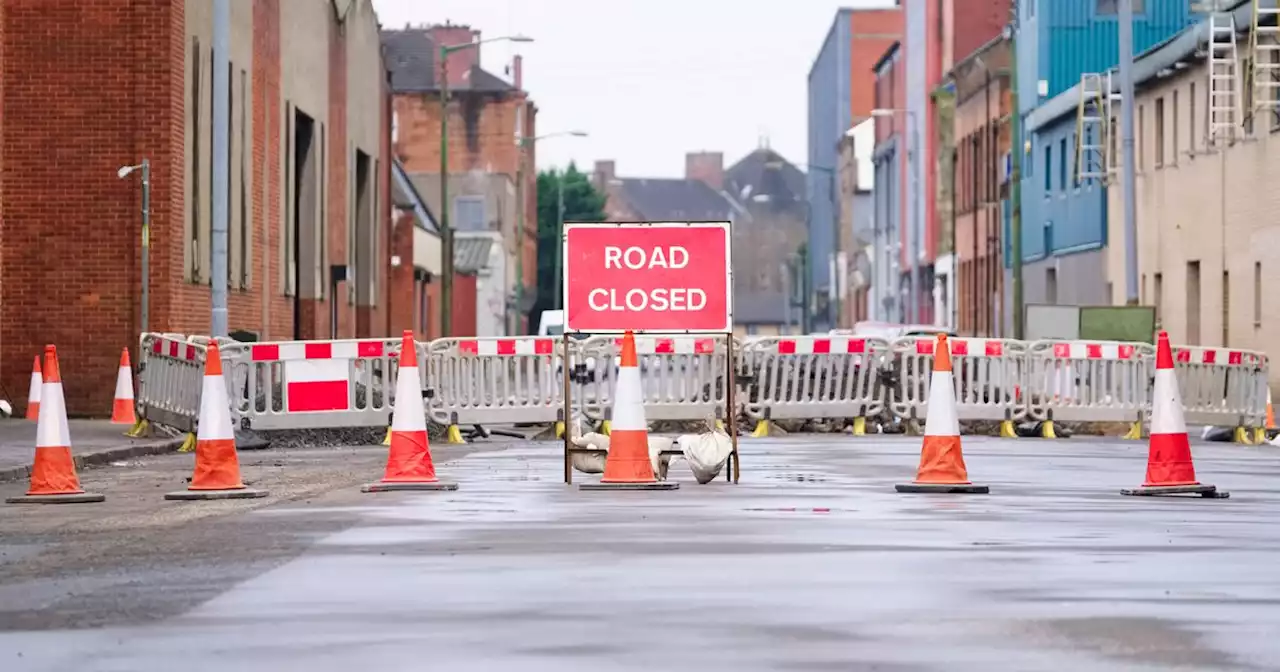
[135,332,1270,439]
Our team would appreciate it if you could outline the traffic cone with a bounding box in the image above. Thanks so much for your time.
[1255,388,1275,444]
[111,348,137,425]
[165,341,268,501]
[896,334,988,494]
[580,330,678,491]
[1122,331,1227,498]
[6,346,105,504]
[24,355,41,421]
[363,331,457,492]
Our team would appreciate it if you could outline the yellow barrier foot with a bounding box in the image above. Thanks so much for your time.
[124,419,150,439]
[750,419,769,438]
[1253,427,1266,445]
[715,419,725,432]
[1040,421,1058,439]
[446,425,466,445]
[1233,426,1253,445]
[999,420,1017,439]
[555,420,566,439]
[851,417,867,436]
[599,420,612,436]
[178,432,197,453]
[1122,421,1143,441]
[381,427,392,446]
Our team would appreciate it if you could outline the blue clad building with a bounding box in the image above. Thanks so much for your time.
[1007,0,1199,322]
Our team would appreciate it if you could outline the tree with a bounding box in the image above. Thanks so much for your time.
[528,163,607,329]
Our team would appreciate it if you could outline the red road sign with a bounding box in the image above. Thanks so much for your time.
[563,222,732,333]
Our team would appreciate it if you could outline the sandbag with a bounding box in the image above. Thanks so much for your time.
[677,429,733,484]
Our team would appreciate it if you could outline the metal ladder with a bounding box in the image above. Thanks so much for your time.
[1249,0,1280,120]
[1208,12,1241,147]
[1074,72,1112,183]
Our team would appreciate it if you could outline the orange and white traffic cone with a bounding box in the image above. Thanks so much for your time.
[581,330,678,491]
[1255,388,1275,444]
[1122,331,1227,498]
[6,346,105,504]
[111,348,137,425]
[24,355,41,421]
[165,341,268,501]
[363,331,457,492]
[896,334,989,494]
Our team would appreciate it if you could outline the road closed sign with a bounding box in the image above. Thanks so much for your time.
[563,222,732,333]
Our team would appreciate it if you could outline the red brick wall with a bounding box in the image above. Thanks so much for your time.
[1,0,187,416]
[389,211,418,337]
[850,10,902,123]
[325,15,350,341]
[952,0,1010,67]
[252,0,290,341]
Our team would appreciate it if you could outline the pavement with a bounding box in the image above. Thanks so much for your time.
[1,434,1279,671]
[0,419,184,483]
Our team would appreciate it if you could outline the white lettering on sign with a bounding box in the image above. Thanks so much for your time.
[603,246,690,270]
[587,288,708,312]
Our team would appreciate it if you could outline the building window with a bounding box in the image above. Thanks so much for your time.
[1097,0,1144,14]
[1154,273,1163,327]
[454,196,486,231]
[1171,90,1179,163]
[1187,260,1201,345]
[1155,96,1165,167]
[1043,143,1052,193]
[1138,104,1145,171]
[1255,262,1263,326]
[188,37,202,282]
[1059,137,1067,191]
[1189,82,1197,154]
[1046,267,1058,305]
[1244,55,1255,135]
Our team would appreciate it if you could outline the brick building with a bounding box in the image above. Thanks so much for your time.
[0,0,393,416]
[382,24,537,335]
[947,36,1011,337]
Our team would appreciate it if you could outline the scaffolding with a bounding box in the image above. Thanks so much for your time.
[1074,72,1114,183]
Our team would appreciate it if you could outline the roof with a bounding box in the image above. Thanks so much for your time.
[724,148,807,208]
[735,291,790,325]
[391,159,439,233]
[614,178,734,221]
[453,236,493,273]
[873,40,901,74]
[1026,0,1259,133]
[380,28,515,94]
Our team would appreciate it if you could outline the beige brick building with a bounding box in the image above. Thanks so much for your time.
[1103,9,1277,375]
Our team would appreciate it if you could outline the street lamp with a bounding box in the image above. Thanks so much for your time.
[118,160,151,336]
[439,34,534,337]
[870,107,921,324]
[512,130,587,331]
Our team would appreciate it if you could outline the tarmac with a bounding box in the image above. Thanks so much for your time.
[1,434,1279,671]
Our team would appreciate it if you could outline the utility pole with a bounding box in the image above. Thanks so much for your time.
[553,172,566,310]
[140,160,151,336]
[1008,12,1024,340]
[514,140,525,335]
[210,0,230,337]
[1118,0,1139,306]
[439,49,454,338]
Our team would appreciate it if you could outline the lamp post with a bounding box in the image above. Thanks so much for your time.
[118,160,151,336]
[514,130,586,330]
[438,34,533,337]
[871,108,921,324]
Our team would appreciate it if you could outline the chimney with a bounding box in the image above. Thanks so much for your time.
[428,23,480,89]
[685,151,724,191]
[593,160,616,190]
[512,55,523,90]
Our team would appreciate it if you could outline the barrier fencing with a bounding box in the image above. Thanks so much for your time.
[135,332,1270,443]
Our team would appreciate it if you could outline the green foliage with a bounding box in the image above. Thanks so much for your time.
[528,164,606,329]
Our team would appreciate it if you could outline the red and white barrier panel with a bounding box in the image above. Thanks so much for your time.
[250,340,390,413]
[151,338,199,361]
[458,338,556,356]
[615,336,718,355]
[774,338,871,355]
[1051,342,1138,360]
[916,338,1005,356]
[1173,347,1253,366]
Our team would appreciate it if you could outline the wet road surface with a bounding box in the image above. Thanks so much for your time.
[2,435,1279,671]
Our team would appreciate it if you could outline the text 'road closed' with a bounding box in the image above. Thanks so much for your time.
[564,223,732,332]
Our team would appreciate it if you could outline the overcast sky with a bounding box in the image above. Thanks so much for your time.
[372,0,894,178]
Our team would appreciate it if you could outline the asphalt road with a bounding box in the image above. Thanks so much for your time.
[2,435,1279,671]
